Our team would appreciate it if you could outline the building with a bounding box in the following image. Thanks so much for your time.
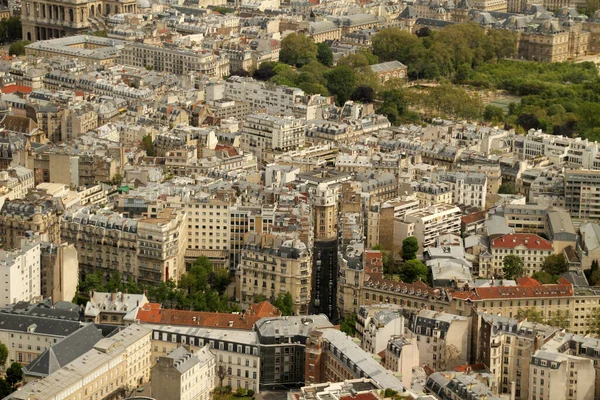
[0,237,40,308]
[151,346,215,400]
[223,76,306,115]
[383,336,419,388]
[240,114,306,164]
[435,171,488,209]
[61,207,187,285]
[361,308,404,355]
[25,36,126,64]
[483,233,554,278]
[121,43,230,77]
[370,61,408,84]
[236,233,311,315]
[0,314,84,366]
[529,350,595,400]
[0,197,62,249]
[5,324,152,400]
[426,371,502,400]
[149,325,261,393]
[565,169,600,221]
[84,291,149,325]
[409,310,469,372]
[39,242,78,303]
[304,327,405,392]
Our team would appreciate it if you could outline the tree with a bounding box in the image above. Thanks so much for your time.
[372,28,425,66]
[587,259,600,286]
[377,89,408,125]
[515,308,545,323]
[483,105,504,123]
[324,65,356,106]
[0,378,10,398]
[400,259,428,283]
[532,270,556,284]
[273,292,294,316]
[141,134,155,156]
[439,344,462,370]
[546,310,570,329]
[253,61,278,81]
[110,173,123,186]
[351,86,375,103]
[253,294,268,303]
[0,16,22,42]
[541,254,568,276]
[498,183,516,194]
[8,40,30,56]
[502,255,524,280]
[0,342,7,367]
[340,313,357,336]
[402,237,419,261]
[6,362,22,389]
[279,33,317,67]
[91,30,107,37]
[216,363,231,392]
[316,42,333,67]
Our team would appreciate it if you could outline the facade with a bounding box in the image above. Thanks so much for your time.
[236,233,311,314]
[25,36,126,64]
[223,76,306,115]
[383,336,419,388]
[151,346,215,400]
[0,197,62,249]
[396,204,462,254]
[370,61,408,84]
[0,237,41,307]
[529,350,595,400]
[40,242,78,303]
[121,43,230,77]
[84,291,149,324]
[61,207,187,285]
[483,233,554,278]
[240,114,306,164]
[5,324,152,400]
[565,169,600,220]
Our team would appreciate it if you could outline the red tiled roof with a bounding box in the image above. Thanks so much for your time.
[461,210,486,225]
[450,281,573,301]
[517,277,541,287]
[136,301,280,329]
[454,363,486,373]
[491,233,553,250]
[215,144,238,157]
[1,85,32,94]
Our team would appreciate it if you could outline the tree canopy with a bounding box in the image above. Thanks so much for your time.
[400,259,428,283]
[402,237,419,261]
[503,255,524,280]
[8,40,30,57]
[279,33,317,67]
[273,292,294,316]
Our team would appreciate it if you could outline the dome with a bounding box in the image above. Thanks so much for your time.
[138,0,151,8]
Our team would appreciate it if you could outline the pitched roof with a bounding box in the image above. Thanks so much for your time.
[491,233,553,250]
[450,280,573,301]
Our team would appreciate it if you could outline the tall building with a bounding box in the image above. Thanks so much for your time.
[151,346,216,400]
[311,183,339,321]
[0,196,62,249]
[21,0,137,42]
[529,350,595,400]
[565,169,600,220]
[0,237,41,307]
[40,242,78,303]
[236,233,311,314]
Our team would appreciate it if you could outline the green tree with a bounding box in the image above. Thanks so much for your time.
[0,378,10,398]
[503,255,524,279]
[541,254,568,276]
[8,40,30,56]
[141,134,155,157]
[110,173,123,186]
[377,89,408,125]
[372,28,425,66]
[400,259,428,283]
[590,308,600,335]
[532,270,557,284]
[402,237,419,261]
[546,310,571,329]
[498,183,516,194]
[91,29,108,37]
[340,313,357,336]
[0,16,22,41]
[279,33,317,67]
[273,292,294,316]
[6,362,22,388]
[0,342,7,367]
[80,271,105,293]
[586,259,600,286]
[324,65,356,106]
[253,61,278,81]
[351,86,375,103]
[483,105,504,123]
[316,42,333,67]
[253,294,268,303]
[516,308,545,323]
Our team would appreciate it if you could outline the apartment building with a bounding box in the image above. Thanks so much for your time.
[236,233,311,314]
[0,314,83,366]
[0,196,62,249]
[255,315,332,390]
[224,76,306,115]
[383,336,419,388]
[39,242,78,303]
[304,327,405,392]
[60,103,98,141]
[151,346,216,400]
[426,371,501,400]
[474,312,559,399]
[150,325,261,393]
[6,324,152,400]
[0,167,35,200]
[411,182,452,207]
[240,114,306,165]
[409,310,469,372]
[61,207,187,284]
[361,308,404,355]
[459,164,502,198]
[120,43,230,77]
[435,171,488,209]
[0,237,41,307]
[529,350,595,400]
[483,233,554,278]
[565,169,600,220]
[396,204,461,254]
